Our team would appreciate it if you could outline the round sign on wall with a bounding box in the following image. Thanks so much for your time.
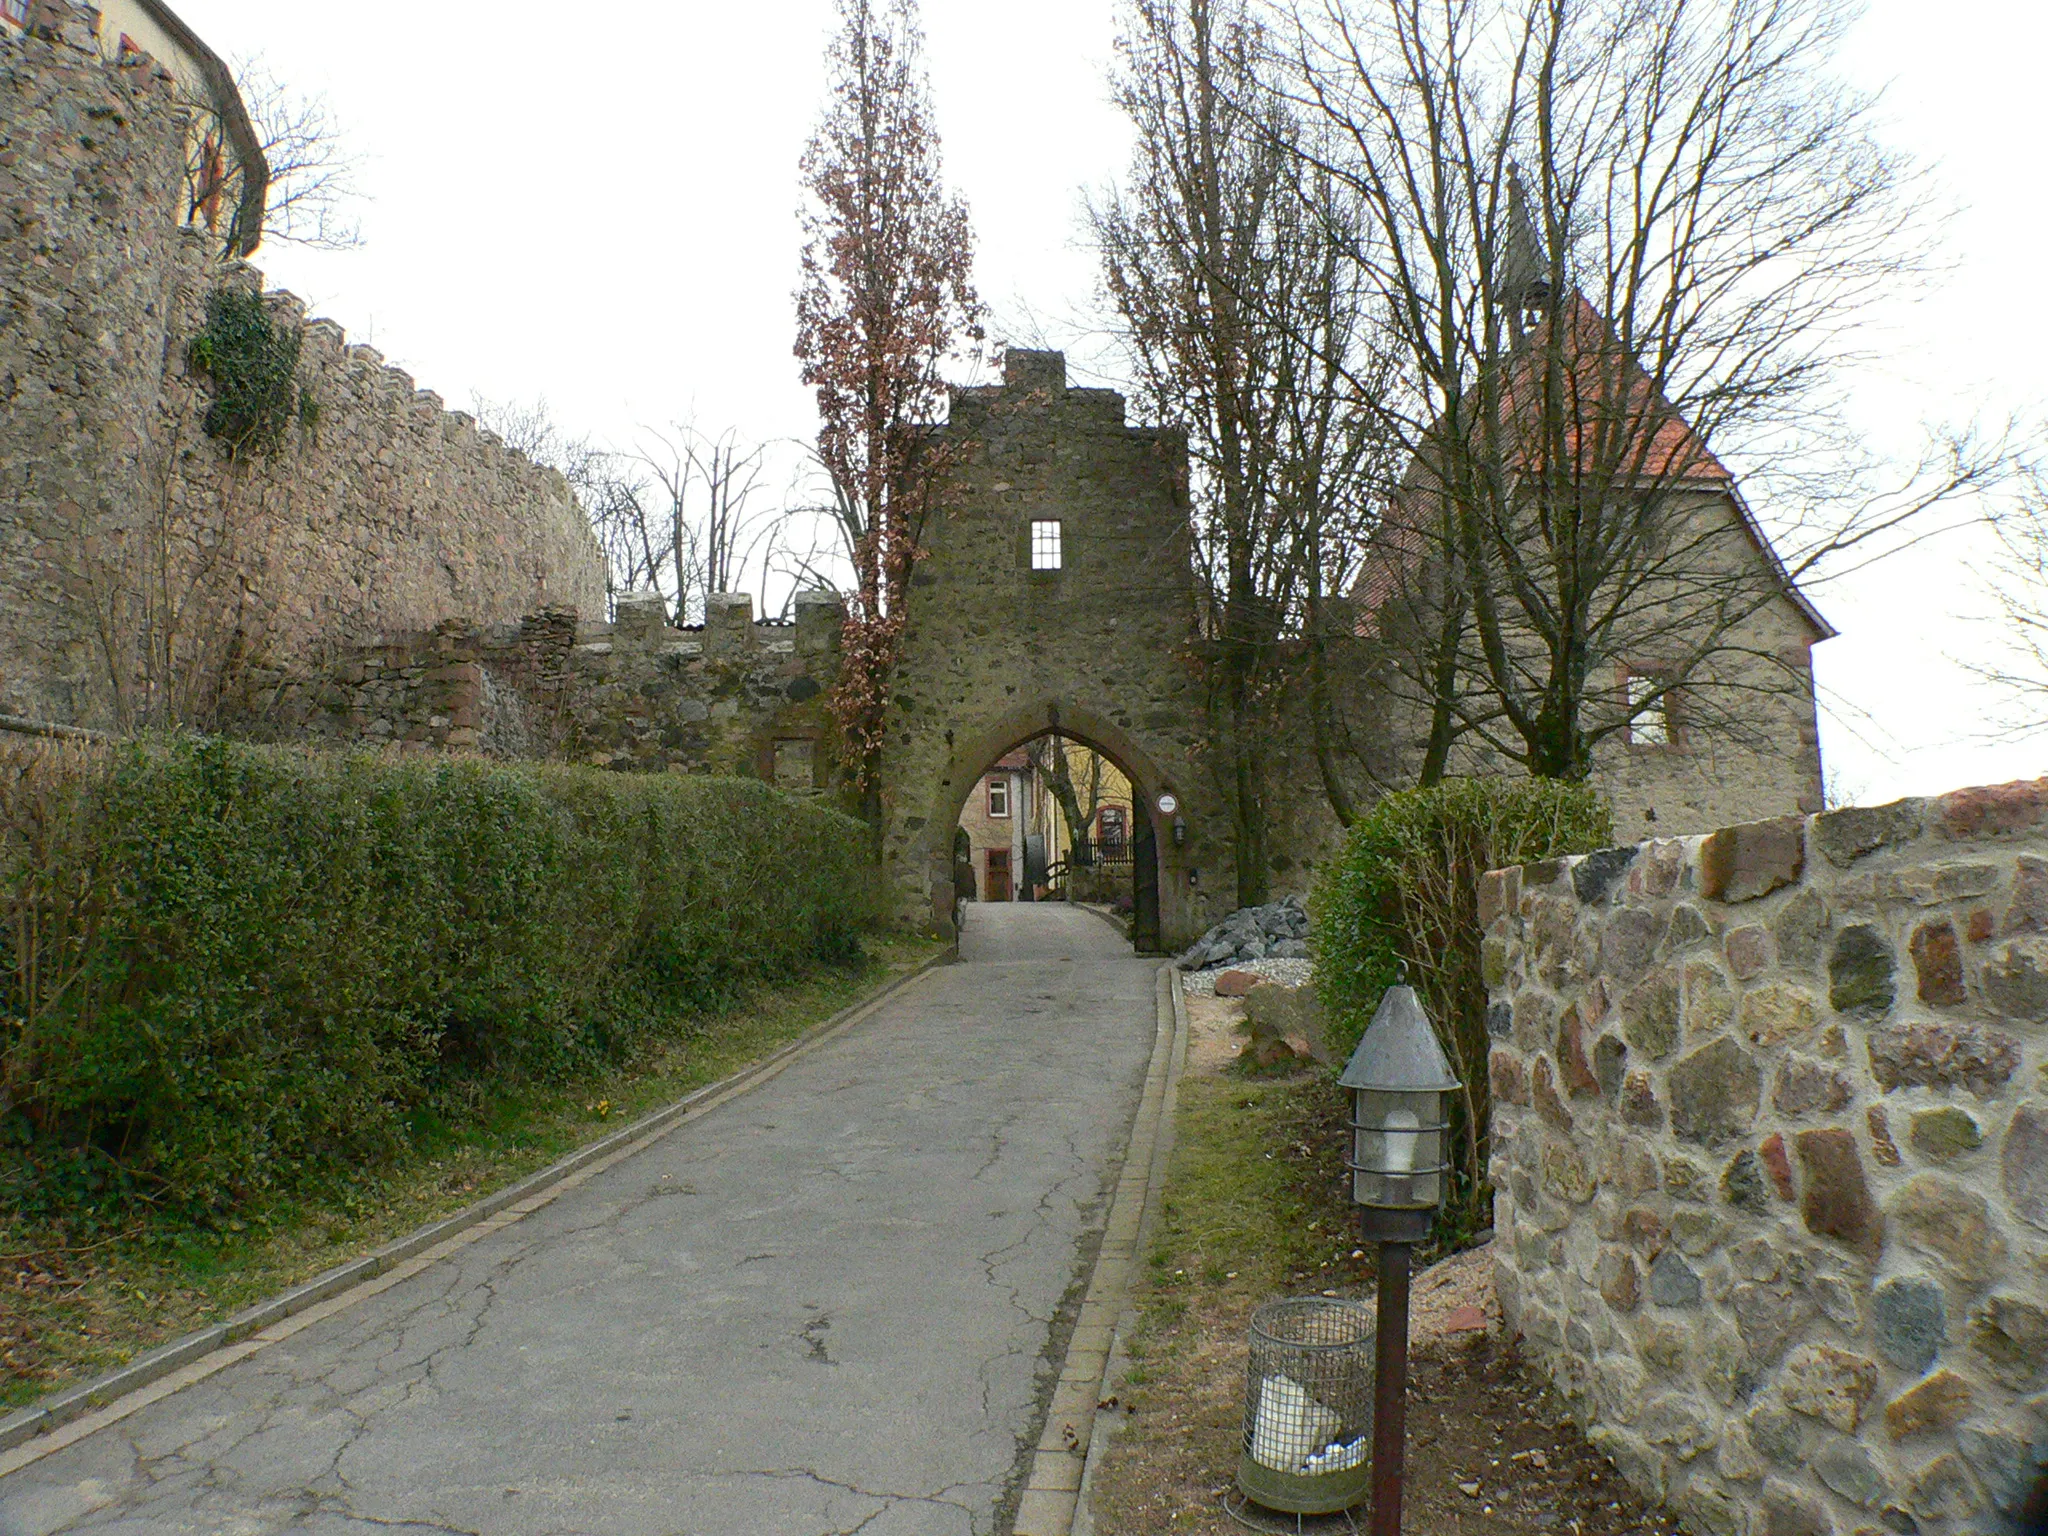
[1157,793,1179,815]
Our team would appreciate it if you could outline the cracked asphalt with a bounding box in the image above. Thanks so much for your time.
[0,903,1159,1536]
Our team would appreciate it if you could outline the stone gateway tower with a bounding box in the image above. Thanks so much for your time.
[876,351,1237,951]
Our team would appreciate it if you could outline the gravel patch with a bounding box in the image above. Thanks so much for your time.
[1179,957,1315,996]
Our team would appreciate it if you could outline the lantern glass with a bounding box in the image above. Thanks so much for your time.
[1348,1087,1448,1210]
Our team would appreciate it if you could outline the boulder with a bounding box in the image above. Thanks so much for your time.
[1243,981,1329,1063]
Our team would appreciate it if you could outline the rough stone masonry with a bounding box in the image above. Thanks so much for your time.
[236,587,846,782]
[0,4,605,725]
[1483,779,2048,1536]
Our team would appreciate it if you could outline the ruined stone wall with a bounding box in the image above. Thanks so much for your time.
[1482,783,2048,1536]
[237,589,847,782]
[0,6,606,726]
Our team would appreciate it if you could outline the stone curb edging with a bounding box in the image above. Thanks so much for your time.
[0,947,954,1470]
[1011,961,1191,1536]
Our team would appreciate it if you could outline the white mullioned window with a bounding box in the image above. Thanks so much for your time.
[1627,673,1671,746]
[1030,520,1063,570]
[987,776,1010,817]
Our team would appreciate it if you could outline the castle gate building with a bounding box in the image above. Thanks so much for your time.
[875,351,1235,953]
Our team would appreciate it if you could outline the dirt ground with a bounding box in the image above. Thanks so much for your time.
[1084,991,1689,1535]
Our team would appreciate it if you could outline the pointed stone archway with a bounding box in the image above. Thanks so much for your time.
[875,350,1239,951]
[916,703,1180,949]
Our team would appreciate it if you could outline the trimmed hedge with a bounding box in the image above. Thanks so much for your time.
[1313,778,1612,1242]
[0,738,879,1222]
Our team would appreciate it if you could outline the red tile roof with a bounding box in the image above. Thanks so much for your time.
[1352,291,1829,640]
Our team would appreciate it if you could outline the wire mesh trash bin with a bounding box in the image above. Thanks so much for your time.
[1236,1297,1375,1516]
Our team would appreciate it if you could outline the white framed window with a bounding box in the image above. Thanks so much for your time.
[987,776,1010,817]
[1626,673,1671,746]
[1030,520,1063,571]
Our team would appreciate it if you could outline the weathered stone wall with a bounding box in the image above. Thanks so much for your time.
[0,6,605,726]
[878,349,1228,950]
[238,589,846,781]
[1584,487,1829,842]
[1483,783,2048,1536]
[0,8,187,721]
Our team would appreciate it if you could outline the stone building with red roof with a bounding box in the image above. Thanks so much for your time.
[1350,274,1832,841]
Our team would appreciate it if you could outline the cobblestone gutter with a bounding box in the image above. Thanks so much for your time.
[1483,779,2048,1536]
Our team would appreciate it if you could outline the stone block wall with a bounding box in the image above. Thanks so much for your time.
[0,6,606,726]
[1483,782,2048,1536]
[237,589,847,783]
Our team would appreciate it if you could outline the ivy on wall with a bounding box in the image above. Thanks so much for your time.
[187,288,307,458]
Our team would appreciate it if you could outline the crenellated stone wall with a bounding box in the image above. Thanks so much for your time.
[0,5,606,726]
[234,589,847,783]
[1483,782,2048,1536]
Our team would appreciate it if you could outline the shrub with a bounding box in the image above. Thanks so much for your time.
[1312,777,1612,1244]
[0,738,879,1223]
[187,288,305,458]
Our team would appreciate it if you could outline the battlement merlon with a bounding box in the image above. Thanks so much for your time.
[943,349,1135,431]
[1001,348,1066,393]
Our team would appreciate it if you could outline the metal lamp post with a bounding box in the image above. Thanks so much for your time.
[1337,979,1460,1536]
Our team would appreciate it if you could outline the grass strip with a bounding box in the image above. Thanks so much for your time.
[1122,1063,1365,1389]
[0,935,939,1409]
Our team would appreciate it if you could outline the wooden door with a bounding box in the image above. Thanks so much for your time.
[986,849,1013,903]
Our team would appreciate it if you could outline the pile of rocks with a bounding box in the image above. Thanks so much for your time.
[1177,895,1311,969]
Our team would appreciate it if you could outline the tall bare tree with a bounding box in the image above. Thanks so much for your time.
[796,0,984,800]
[1090,0,1394,899]
[472,399,787,625]
[626,425,777,624]
[1285,0,2005,783]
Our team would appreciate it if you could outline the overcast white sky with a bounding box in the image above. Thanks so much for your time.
[171,0,2045,807]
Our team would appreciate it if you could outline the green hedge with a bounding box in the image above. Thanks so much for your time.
[0,738,879,1223]
[1312,778,1611,1243]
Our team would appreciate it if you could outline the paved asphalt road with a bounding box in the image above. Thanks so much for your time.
[0,903,1159,1536]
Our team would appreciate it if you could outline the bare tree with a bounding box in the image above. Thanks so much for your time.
[1030,736,1111,867]
[626,426,779,624]
[1970,472,2048,738]
[796,0,984,800]
[229,61,363,252]
[579,461,670,614]
[472,396,653,615]
[1282,0,2007,784]
[64,418,292,732]
[473,398,798,626]
[1090,0,1395,899]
